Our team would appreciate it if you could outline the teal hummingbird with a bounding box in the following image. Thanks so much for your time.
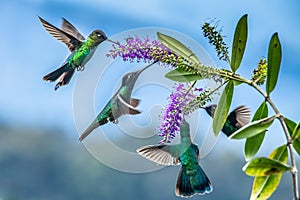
[38,16,108,90]
[137,119,212,197]
[204,104,251,137]
[79,64,153,141]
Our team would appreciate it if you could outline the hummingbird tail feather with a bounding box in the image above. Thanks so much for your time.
[43,63,68,82]
[43,63,75,90]
[79,123,99,142]
[175,165,212,197]
[176,167,194,197]
[191,165,212,194]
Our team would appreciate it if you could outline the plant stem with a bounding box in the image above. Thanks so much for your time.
[249,81,299,200]
[183,81,197,98]
[225,71,299,199]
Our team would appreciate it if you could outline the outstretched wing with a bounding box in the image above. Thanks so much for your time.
[38,16,82,51]
[137,145,181,166]
[229,105,251,128]
[61,18,85,41]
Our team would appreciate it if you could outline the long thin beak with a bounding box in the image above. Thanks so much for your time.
[107,38,119,45]
[136,61,158,75]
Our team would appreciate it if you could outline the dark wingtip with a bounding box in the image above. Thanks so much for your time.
[54,84,60,91]
[37,15,46,23]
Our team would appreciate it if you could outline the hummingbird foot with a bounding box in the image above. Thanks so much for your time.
[76,65,85,71]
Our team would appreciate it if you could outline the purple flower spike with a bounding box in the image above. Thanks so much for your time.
[158,83,197,144]
[106,36,181,68]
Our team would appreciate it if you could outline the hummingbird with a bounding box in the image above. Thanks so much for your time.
[38,16,108,90]
[137,119,212,198]
[203,104,251,137]
[79,64,153,141]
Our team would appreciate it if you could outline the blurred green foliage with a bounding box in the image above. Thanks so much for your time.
[0,125,292,200]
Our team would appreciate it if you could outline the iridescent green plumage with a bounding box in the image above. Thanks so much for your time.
[79,65,152,141]
[204,104,251,137]
[38,16,107,90]
[137,119,212,197]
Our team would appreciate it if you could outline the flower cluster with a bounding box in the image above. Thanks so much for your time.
[183,88,213,114]
[107,36,182,67]
[251,58,267,85]
[107,36,223,82]
[158,83,197,144]
[202,22,229,62]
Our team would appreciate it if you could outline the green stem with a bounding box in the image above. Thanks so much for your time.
[184,81,197,98]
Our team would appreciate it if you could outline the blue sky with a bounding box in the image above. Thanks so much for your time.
[1,0,300,156]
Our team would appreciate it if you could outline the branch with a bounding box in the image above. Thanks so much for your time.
[250,81,299,200]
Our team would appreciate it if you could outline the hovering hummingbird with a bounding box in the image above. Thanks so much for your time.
[137,119,212,198]
[38,16,108,90]
[79,64,153,141]
[203,104,251,137]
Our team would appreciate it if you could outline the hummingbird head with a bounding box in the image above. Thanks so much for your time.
[121,71,140,88]
[204,104,217,117]
[121,65,151,89]
[89,30,107,44]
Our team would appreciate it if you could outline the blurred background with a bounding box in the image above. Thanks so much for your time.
[1,0,300,199]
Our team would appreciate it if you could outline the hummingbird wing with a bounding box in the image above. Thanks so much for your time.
[61,18,85,41]
[115,94,141,115]
[130,98,140,108]
[136,145,181,166]
[228,105,251,129]
[38,16,82,52]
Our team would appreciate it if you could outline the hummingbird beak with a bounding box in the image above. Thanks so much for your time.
[136,61,158,75]
[107,38,119,45]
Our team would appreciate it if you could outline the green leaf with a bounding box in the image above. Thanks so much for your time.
[245,102,268,161]
[157,32,200,64]
[245,133,265,162]
[266,33,282,95]
[212,81,234,135]
[230,14,248,72]
[250,175,281,200]
[284,117,297,134]
[250,145,288,200]
[284,118,300,156]
[291,121,300,140]
[230,115,276,139]
[243,157,291,177]
[293,139,300,156]
[164,68,203,82]
[269,145,288,162]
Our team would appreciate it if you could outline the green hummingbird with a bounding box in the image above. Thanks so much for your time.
[38,16,108,90]
[137,119,212,197]
[203,104,251,137]
[79,64,153,141]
